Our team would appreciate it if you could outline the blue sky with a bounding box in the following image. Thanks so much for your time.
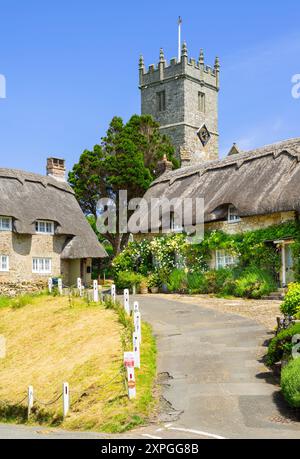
[0,0,299,174]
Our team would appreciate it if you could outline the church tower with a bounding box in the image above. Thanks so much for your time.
[139,42,220,166]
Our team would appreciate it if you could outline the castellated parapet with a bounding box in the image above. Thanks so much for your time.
[139,44,220,166]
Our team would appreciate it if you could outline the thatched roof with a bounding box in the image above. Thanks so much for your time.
[0,168,107,259]
[136,138,300,231]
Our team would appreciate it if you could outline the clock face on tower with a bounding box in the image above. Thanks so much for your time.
[197,124,211,147]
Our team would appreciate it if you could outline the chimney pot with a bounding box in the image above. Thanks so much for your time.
[46,157,66,182]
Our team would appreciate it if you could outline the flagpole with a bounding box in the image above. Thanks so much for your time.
[178,16,182,62]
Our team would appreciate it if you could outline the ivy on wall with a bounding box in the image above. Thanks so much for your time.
[112,221,300,280]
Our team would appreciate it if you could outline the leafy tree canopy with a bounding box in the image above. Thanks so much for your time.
[69,114,178,256]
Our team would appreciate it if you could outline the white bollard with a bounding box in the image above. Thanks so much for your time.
[134,311,142,344]
[133,301,139,313]
[58,278,63,295]
[124,289,130,315]
[93,280,99,302]
[28,385,34,419]
[127,367,136,399]
[133,332,140,369]
[77,278,82,297]
[111,284,116,303]
[124,352,136,399]
[62,382,70,418]
[48,278,53,294]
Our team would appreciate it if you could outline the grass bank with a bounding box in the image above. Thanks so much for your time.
[0,294,157,433]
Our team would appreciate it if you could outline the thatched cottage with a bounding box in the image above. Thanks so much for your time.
[138,138,300,288]
[0,158,107,291]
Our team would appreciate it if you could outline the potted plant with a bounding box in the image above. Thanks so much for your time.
[147,273,161,294]
[140,278,149,295]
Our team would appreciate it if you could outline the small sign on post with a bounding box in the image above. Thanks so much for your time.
[28,385,34,420]
[48,278,53,294]
[93,280,99,302]
[133,332,140,369]
[134,311,142,344]
[124,289,130,315]
[62,382,70,418]
[124,352,136,399]
[58,278,63,295]
[77,278,82,297]
[111,284,116,303]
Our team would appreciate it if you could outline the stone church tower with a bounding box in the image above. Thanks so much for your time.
[139,43,220,166]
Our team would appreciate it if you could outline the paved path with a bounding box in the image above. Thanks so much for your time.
[0,295,300,439]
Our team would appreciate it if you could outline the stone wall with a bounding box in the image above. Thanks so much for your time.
[205,211,297,235]
[0,280,47,297]
[0,232,68,284]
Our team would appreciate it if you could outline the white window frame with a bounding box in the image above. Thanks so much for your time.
[35,220,54,235]
[228,205,241,223]
[0,255,9,272]
[32,258,52,274]
[0,217,12,231]
[216,250,237,270]
[170,212,183,233]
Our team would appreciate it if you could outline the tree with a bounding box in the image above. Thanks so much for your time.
[69,114,178,257]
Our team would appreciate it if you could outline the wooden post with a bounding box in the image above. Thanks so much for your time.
[93,280,99,302]
[48,278,53,294]
[133,332,140,369]
[124,289,130,315]
[58,278,63,295]
[62,382,70,418]
[27,385,34,420]
[132,284,136,295]
[111,284,116,303]
[133,301,139,313]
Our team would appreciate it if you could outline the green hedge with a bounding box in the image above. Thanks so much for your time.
[281,283,300,317]
[115,272,144,291]
[281,358,300,408]
[266,323,300,366]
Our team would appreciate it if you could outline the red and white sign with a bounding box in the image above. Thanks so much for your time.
[124,352,135,368]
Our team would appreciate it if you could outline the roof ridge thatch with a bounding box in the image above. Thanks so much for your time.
[152,137,300,186]
[0,168,74,194]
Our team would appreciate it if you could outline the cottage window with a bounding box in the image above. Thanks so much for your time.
[170,212,183,233]
[216,250,237,270]
[157,91,166,112]
[35,221,54,235]
[228,205,241,223]
[32,258,52,274]
[0,217,12,231]
[0,256,9,272]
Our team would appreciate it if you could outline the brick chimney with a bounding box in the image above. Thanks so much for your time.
[157,154,173,176]
[46,157,66,182]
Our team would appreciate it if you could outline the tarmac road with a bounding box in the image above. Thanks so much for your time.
[0,295,300,439]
